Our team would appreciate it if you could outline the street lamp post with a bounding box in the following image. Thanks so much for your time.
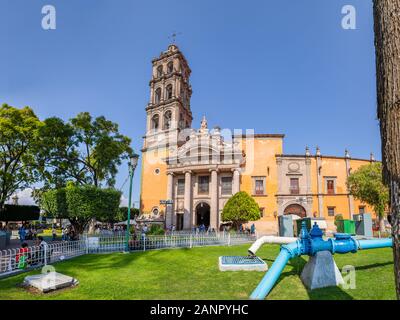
[125,152,139,252]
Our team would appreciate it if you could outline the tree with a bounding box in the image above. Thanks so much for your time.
[221,191,260,230]
[0,104,43,209]
[347,163,389,231]
[373,0,400,298]
[41,184,122,234]
[114,207,140,223]
[37,112,133,189]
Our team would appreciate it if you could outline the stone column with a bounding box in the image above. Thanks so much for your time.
[184,171,192,230]
[276,158,283,194]
[316,150,324,218]
[150,83,154,104]
[210,169,219,230]
[345,152,354,219]
[166,172,174,228]
[232,168,241,194]
[305,158,312,194]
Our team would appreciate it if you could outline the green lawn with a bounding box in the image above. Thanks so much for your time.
[0,244,395,300]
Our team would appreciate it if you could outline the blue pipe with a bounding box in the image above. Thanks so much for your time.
[250,242,299,300]
[250,222,393,300]
[357,238,393,250]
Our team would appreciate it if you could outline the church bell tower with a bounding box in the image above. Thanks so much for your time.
[143,44,193,151]
[140,44,193,217]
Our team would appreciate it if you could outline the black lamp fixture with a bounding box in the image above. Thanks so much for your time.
[129,152,140,170]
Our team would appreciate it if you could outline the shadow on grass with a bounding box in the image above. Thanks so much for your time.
[263,256,355,300]
[353,261,393,271]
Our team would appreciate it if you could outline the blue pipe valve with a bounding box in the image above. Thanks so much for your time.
[297,221,359,256]
[250,221,392,300]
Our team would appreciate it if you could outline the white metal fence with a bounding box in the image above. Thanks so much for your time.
[0,240,86,278]
[0,232,256,278]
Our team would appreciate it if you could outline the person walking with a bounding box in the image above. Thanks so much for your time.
[61,227,67,241]
[250,223,256,235]
[52,226,57,241]
[37,236,49,264]
[18,225,26,244]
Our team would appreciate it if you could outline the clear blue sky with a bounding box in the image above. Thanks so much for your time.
[0,0,379,206]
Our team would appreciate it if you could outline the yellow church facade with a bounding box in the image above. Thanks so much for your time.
[139,45,375,233]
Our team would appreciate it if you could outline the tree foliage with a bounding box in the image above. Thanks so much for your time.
[221,191,260,229]
[347,162,389,220]
[41,184,122,234]
[0,104,43,208]
[114,207,140,223]
[37,112,132,189]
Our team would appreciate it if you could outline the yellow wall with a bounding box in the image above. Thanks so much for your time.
[140,147,168,214]
[140,136,377,231]
[311,157,375,221]
[239,137,283,224]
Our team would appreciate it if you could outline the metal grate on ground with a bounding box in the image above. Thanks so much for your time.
[221,256,265,265]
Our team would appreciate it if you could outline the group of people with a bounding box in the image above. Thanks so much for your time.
[61,226,78,241]
[239,223,256,235]
[18,224,39,243]
[15,236,50,270]
[94,224,126,235]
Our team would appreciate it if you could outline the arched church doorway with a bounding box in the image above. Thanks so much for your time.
[284,204,306,218]
[195,202,210,227]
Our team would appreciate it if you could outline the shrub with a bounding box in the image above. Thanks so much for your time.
[221,191,260,230]
[147,224,165,235]
[334,214,344,227]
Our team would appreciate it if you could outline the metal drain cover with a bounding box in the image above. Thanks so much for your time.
[219,256,268,271]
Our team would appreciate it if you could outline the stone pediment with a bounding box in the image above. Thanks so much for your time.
[165,127,244,167]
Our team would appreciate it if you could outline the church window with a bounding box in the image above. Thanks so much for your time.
[164,111,172,130]
[166,84,173,100]
[198,176,209,195]
[157,65,163,77]
[325,178,336,195]
[253,176,266,195]
[177,179,185,196]
[155,88,162,104]
[221,177,233,195]
[151,114,159,131]
[290,178,300,195]
[167,61,174,73]
[327,207,336,217]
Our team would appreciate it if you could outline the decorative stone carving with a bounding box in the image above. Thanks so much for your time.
[288,162,300,173]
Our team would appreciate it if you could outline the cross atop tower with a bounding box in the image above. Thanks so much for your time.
[168,31,182,44]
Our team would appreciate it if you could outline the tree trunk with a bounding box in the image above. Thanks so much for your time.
[379,215,386,233]
[69,220,86,238]
[373,0,400,299]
